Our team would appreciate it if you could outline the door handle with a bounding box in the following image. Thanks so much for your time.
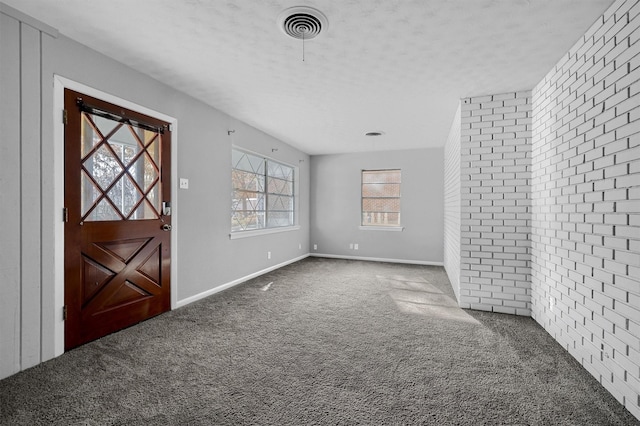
[162,224,172,232]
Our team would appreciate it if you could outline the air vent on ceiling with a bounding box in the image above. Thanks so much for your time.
[277,6,328,40]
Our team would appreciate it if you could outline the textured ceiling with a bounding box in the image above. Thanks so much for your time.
[4,0,614,155]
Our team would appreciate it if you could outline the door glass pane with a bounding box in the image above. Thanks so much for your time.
[109,125,139,166]
[145,183,161,216]
[81,114,99,159]
[130,152,159,192]
[92,115,119,140]
[86,145,123,191]
[107,174,141,218]
[132,199,159,220]
[86,198,121,221]
[81,170,101,217]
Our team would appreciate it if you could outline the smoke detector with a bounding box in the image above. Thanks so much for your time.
[277,6,329,40]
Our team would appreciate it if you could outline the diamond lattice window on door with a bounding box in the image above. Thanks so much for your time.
[80,112,162,222]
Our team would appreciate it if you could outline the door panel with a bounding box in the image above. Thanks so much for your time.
[64,89,171,350]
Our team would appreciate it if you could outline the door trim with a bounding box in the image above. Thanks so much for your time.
[50,75,178,357]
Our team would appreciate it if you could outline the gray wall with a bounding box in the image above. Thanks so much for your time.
[1,4,309,379]
[310,149,444,264]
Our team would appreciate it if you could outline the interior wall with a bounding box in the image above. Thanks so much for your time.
[443,103,462,301]
[0,5,309,380]
[459,91,533,316]
[309,148,444,264]
[531,0,639,418]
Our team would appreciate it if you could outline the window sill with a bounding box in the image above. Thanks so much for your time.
[230,225,301,240]
[359,226,404,232]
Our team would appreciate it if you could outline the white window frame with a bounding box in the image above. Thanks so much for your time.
[360,169,404,232]
[230,148,299,239]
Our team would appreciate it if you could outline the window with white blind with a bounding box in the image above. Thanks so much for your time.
[361,169,401,227]
[231,149,295,233]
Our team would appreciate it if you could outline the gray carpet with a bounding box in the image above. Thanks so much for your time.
[0,257,638,425]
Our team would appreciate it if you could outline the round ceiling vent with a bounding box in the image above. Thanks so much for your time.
[277,6,328,40]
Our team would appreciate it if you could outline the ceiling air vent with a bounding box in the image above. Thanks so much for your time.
[277,6,328,40]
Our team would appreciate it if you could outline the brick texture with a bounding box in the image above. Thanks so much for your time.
[531,0,640,418]
[459,91,533,316]
[444,103,462,301]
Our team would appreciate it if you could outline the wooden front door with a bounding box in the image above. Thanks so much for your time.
[64,89,171,350]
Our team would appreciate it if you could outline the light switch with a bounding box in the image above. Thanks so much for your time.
[179,178,189,189]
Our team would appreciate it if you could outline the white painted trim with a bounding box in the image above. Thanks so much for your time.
[176,254,309,308]
[310,253,444,266]
[230,225,301,240]
[359,226,404,232]
[52,75,179,357]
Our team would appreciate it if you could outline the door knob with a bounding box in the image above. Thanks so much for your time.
[162,224,172,231]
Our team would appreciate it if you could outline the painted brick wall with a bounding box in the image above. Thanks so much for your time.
[459,91,532,316]
[531,0,640,418]
[444,103,462,301]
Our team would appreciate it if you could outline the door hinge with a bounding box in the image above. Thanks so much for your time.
[62,109,68,125]
[62,305,68,321]
[63,207,69,222]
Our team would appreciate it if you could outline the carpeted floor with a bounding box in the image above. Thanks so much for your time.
[0,257,638,425]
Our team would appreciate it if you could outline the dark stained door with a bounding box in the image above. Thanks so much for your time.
[64,89,171,350]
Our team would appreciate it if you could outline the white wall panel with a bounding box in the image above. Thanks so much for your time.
[20,22,42,370]
[0,12,23,379]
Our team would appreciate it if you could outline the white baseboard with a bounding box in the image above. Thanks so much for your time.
[175,254,309,308]
[310,253,444,266]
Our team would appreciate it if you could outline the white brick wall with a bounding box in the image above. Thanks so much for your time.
[459,91,532,316]
[444,103,462,301]
[531,0,640,418]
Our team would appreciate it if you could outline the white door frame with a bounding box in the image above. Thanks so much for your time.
[50,75,179,357]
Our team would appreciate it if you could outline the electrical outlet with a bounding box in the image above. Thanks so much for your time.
[549,296,554,311]
[354,243,359,250]
[313,244,317,250]
[298,243,302,250]
[349,243,354,249]
[179,178,189,189]
[267,251,271,259]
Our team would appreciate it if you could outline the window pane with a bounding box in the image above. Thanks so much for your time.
[362,198,400,212]
[362,183,401,197]
[232,170,265,192]
[232,150,265,174]
[267,211,294,228]
[362,212,400,226]
[267,177,293,196]
[232,191,264,213]
[268,161,293,181]
[362,170,401,184]
[267,195,293,211]
[232,210,265,231]
[362,169,401,226]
